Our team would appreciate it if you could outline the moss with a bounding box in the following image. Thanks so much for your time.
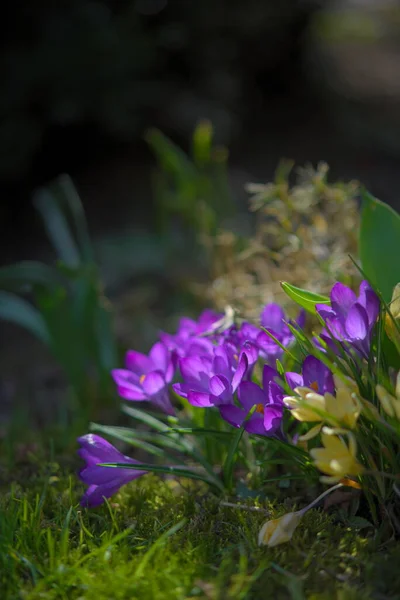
[2,458,399,600]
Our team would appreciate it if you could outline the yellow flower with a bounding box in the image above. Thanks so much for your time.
[258,511,303,547]
[284,375,361,440]
[284,387,325,422]
[376,373,400,420]
[310,430,364,484]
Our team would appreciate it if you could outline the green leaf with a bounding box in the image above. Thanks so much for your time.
[223,419,249,492]
[99,462,222,491]
[56,174,94,263]
[89,423,186,455]
[0,261,63,292]
[145,128,197,187]
[192,120,213,166]
[121,405,170,432]
[359,189,400,302]
[0,292,51,344]
[33,188,80,267]
[281,281,330,315]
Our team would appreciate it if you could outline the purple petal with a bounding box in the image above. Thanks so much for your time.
[330,283,357,316]
[125,350,153,375]
[240,322,261,342]
[196,309,222,334]
[178,317,197,336]
[260,303,285,333]
[179,355,212,386]
[238,381,265,412]
[151,388,175,415]
[142,371,167,397]
[209,375,232,404]
[77,434,128,463]
[268,381,284,405]
[245,415,269,435]
[345,304,369,341]
[149,342,169,374]
[232,352,248,392]
[263,405,284,433]
[315,305,335,321]
[302,355,334,395]
[296,309,306,330]
[187,390,214,408]
[325,317,347,342]
[111,369,147,401]
[241,341,259,367]
[361,289,380,328]
[302,355,321,383]
[185,338,214,357]
[285,372,303,390]
[219,405,247,429]
[79,465,137,486]
[172,382,191,399]
[262,365,279,390]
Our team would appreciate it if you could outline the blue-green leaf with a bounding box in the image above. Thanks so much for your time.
[0,261,63,292]
[0,292,51,344]
[33,188,80,267]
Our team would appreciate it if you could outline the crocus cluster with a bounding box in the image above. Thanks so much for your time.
[77,281,380,509]
[316,281,379,359]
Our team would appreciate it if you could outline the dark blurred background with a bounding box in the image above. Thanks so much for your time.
[1,0,400,424]
[2,0,400,258]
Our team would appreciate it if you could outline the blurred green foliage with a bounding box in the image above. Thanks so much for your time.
[0,175,117,412]
[147,121,233,239]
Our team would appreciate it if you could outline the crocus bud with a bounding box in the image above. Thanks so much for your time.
[258,511,303,547]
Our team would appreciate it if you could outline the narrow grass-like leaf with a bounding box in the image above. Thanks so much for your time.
[0,292,51,344]
[57,174,94,263]
[134,518,187,578]
[33,188,80,267]
[165,427,231,437]
[281,281,330,315]
[121,405,170,432]
[260,326,301,364]
[0,261,63,292]
[90,423,185,455]
[223,407,257,491]
[99,462,223,491]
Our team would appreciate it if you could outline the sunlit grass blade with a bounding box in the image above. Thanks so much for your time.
[223,406,257,492]
[121,405,170,432]
[165,427,231,438]
[89,423,186,455]
[134,518,187,579]
[99,462,224,492]
[281,281,330,315]
[260,326,301,364]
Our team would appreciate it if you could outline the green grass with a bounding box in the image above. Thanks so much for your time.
[2,440,400,600]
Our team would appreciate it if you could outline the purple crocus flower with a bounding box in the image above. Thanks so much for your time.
[78,434,146,507]
[160,309,222,358]
[316,281,380,359]
[173,342,256,408]
[285,355,335,395]
[112,341,176,415]
[256,304,305,364]
[219,365,284,436]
